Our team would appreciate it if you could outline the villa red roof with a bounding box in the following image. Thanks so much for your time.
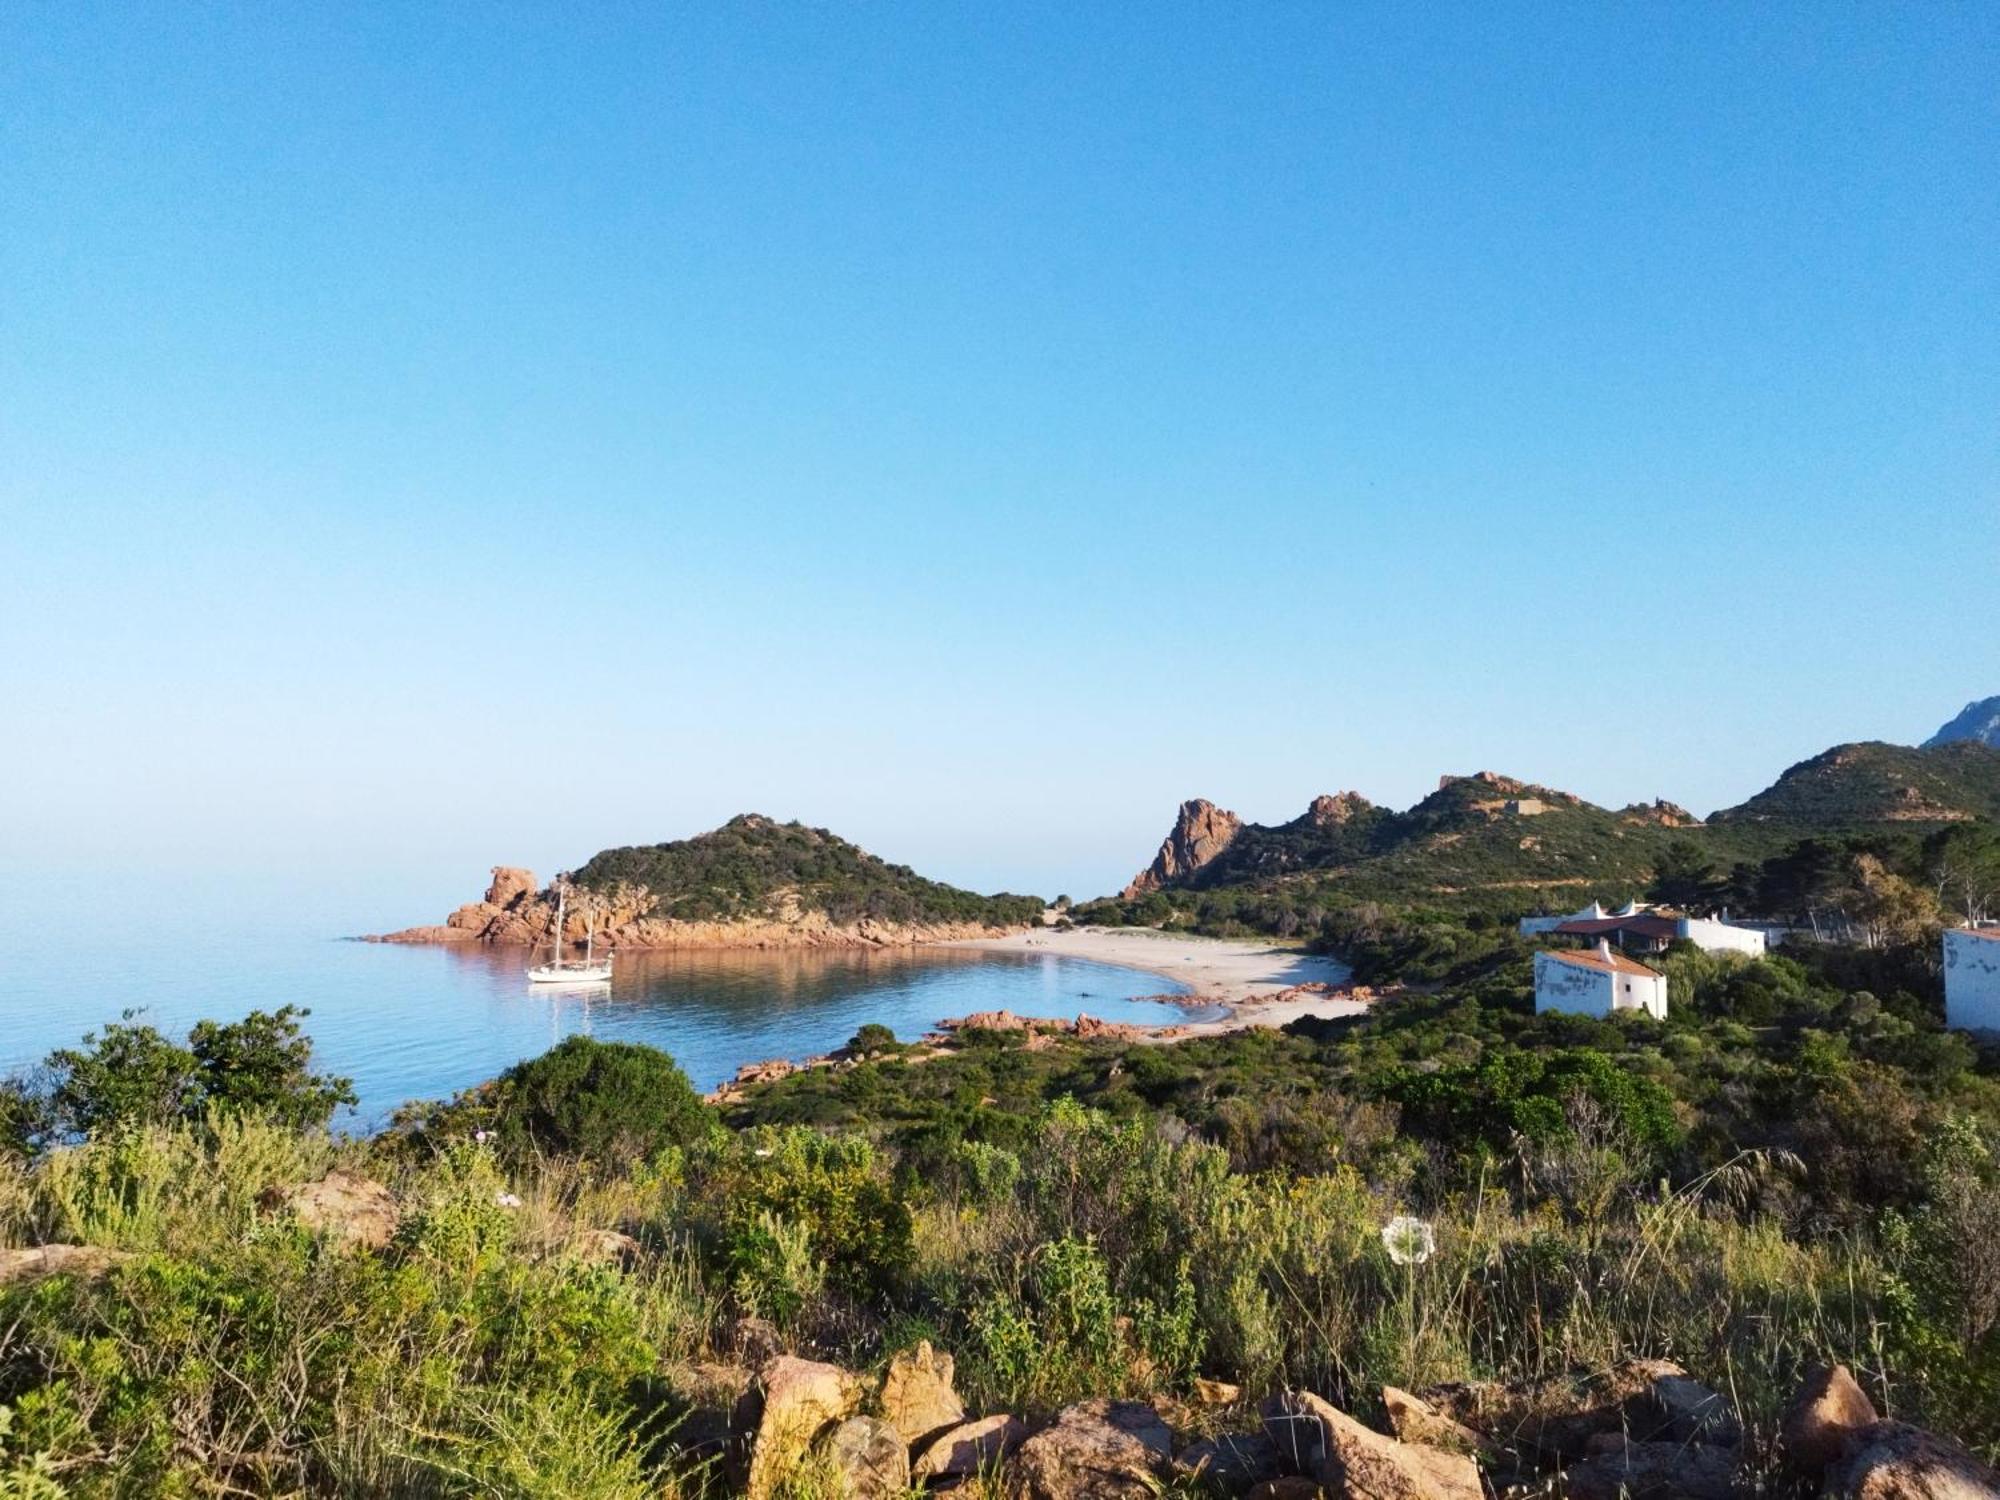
[1957,926,2000,943]
[1554,914,1680,941]
[1543,947,1663,978]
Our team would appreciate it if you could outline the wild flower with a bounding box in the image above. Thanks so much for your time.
[473,1129,491,1145]
[494,1191,523,1209]
[1382,1214,1436,1266]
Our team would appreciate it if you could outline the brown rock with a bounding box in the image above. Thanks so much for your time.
[1826,1420,2000,1500]
[1196,1378,1245,1406]
[0,1244,131,1284]
[1308,792,1373,828]
[879,1339,965,1444]
[1784,1364,1879,1480]
[824,1415,909,1500]
[1566,1436,1738,1500]
[572,1227,643,1269]
[1381,1387,1486,1455]
[484,866,539,908]
[730,1315,785,1368]
[278,1170,398,1250]
[1123,799,1244,897]
[734,1355,863,1500]
[1260,1390,1479,1500]
[1417,1359,1738,1461]
[1014,1398,1174,1500]
[912,1415,1029,1482]
[1176,1432,1283,1495]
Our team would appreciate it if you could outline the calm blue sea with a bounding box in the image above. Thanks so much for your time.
[0,877,1206,1130]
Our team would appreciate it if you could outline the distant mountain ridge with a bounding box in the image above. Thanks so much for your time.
[1927,695,2000,750]
[1102,741,2000,916]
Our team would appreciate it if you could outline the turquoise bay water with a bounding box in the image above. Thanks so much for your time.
[0,904,1206,1129]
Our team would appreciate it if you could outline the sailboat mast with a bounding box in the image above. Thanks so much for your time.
[553,884,566,965]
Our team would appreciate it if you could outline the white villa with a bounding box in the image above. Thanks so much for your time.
[1520,900,1767,957]
[1943,925,2000,1034]
[1534,940,1669,1020]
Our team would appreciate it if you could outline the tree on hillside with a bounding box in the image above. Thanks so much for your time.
[1838,854,1943,950]
[1647,839,1724,911]
[1924,825,2000,923]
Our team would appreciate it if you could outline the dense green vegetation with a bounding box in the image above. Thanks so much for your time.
[1712,739,2000,828]
[4,928,1999,1495]
[574,815,1044,929]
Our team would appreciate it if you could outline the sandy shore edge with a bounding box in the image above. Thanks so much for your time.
[942,925,1368,1035]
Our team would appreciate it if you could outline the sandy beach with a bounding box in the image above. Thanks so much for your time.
[947,925,1370,1035]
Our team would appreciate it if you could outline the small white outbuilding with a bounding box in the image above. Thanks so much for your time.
[1943,926,2000,1034]
[1534,940,1669,1021]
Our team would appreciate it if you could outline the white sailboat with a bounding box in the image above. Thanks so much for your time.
[527,878,613,985]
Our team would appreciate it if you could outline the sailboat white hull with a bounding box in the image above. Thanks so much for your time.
[528,960,612,985]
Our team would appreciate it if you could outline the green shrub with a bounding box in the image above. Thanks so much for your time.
[493,1038,711,1169]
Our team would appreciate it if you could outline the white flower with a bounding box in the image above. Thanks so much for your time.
[494,1191,523,1209]
[473,1130,491,1145]
[753,1147,773,1158]
[1381,1215,1436,1266]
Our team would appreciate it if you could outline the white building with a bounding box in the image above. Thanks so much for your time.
[1521,900,1625,936]
[1943,926,2000,1034]
[1534,941,1669,1020]
[1670,916,1767,958]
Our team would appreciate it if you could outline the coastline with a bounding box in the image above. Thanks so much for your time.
[942,925,1368,1035]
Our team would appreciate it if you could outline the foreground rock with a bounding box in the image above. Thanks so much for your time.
[1564,1434,1738,1500]
[912,1415,1028,1483]
[880,1340,965,1444]
[1380,1387,1486,1456]
[0,1244,131,1284]
[1175,1431,1284,1495]
[1014,1398,1174,1500]
[1826,1421,2000,1500]
[1261,1390,1480,1500]
[275,1171,399,1249]
[733,1355,863,1500]
[824,1415,907,1500]
[1784,1364,1880,1480]
[1419,1358,1738,1461]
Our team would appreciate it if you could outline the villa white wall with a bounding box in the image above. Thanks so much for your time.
[1944,930,2000,1034]
[1534,952,1668,1020]
[1677,918,1767,957]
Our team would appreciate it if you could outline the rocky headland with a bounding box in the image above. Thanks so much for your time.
[368,866,1026,951]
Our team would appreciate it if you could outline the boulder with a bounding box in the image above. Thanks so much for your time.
[571,1227,642,1268]
[730,1315,785,1368]
[1380,1387,1485,1456]
[1260,1390,1479,1500]
[1196,1378,1245,1406]
[1417,1359,1738,1461]
[1826,1420,2000,1500]
[1176,1432,1284,1495]
[911,1414,1028,1483]
[0,1243,130,1285]
[1565,1436,1738,1500]
[824,1415,908,1500]
[1784,1364,1880,1480]
[277,1170,399,1249]
[1013,1398,1174,1500]
[734,1355,863,1500]
[880,1339,965,1444]
[484,866,539,908]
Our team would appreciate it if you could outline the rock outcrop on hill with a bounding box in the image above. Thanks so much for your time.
[1123,799,1244,897]
[1928,695,2000,750]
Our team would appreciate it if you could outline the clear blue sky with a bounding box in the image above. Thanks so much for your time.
[3,3,1995,913]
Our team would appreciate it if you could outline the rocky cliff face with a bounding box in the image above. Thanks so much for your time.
[1307,792,1371,828]
[369,866,1023,951]
[1122,799,1243,898]
[1927,695,2000,750]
